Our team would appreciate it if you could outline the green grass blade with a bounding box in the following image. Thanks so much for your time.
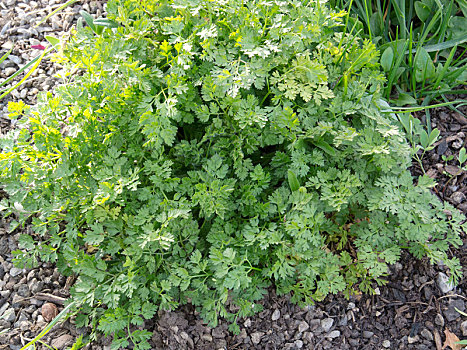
[381,100,466,113]
[20,301,76,350]
[0,47,13,65]
[0,47,53,89]
[34,0,79,27]
[0,49,47,100]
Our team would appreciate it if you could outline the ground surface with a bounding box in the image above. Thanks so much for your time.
[0,1,466,349]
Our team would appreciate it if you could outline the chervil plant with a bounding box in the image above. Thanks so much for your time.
[0,0,464,347]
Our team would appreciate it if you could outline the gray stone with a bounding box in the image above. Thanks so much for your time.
[321,318,334,333]
[326,330,340,339]
[461,320,467,336]
[4,67,16,77]
[294,340,303,348]
[436,272,454,294]
[444,299,465,322]
[435,313,444,327]
[7,55,21,65]
[298,320,309,333]
[2,308,15,322]
[51,334,74,349]
[201,334,213,342]
[451,191,466,204]
[271,309,280,321]
[250,332,264,345]
[408,335,419,344]
[17,284,30,297]
[421,328,433,341]
[363,331,374,339]
[382,340,391,348]
[338,314,348,327]
[9,267,22,278]
[243,318,251,328]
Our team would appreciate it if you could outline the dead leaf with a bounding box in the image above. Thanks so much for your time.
[442,328,462,350]
[445,165,461,176]
[434,329,442,350]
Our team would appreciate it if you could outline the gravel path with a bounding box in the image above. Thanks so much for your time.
[1,1,467,350]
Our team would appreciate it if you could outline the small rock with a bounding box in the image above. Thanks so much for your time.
[461,320,467,336]
[271,309,280,321]
[17,285,30,297]
[9,267,22,278]
[4,67,16,77]
[41,303,58,322]
[435,314,444,327]
[338,314,348,327]
[437,273,454,294]
[250,331,264,345]
[382,340,391,348]
[421,328,433,341]
[201,334,213,342]
[7,55,21,65]
[180,331,194,348]
[326,330,340,339]
[321,318,334,333]
[298,320,309,333]
[452,139,463,149]
[363,331,374,339]
[294,340,303,349]
[408,335,419,344]
[243,319,251,328]
[51,334,74,349]
[2,308,15,322]
[303,332,313,343]
[444,299,465,322]
[451,191,466,205]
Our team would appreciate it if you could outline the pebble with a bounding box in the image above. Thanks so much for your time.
[201,334,213,342]
[294,340,303,349]
[51,334,74,349]
[250,331,264,345]
[408,335,419,344]
[321,318,334,332]
[444,299,465,322]
[436,272,454,294]
[461,320,467,336]
[421,328,433,341]
[9,267,22,277]
[271,309,280,321]
[382,340,391,348]
[326,330,340,339]
[435,313,445,327]
[451,191,466,204]
[363,330,374,339]
[298,320,309,333]
[2,308,15,322]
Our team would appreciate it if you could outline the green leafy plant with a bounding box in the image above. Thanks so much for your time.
[0,0,464,347]
[330,0,467,105]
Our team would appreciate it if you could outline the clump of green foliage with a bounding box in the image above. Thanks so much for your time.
[330,0,467,105]
[1,0,464,347]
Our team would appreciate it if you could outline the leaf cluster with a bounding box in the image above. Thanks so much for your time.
[0,0,464,347]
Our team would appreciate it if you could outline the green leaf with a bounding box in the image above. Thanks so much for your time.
[459,148,467,166]
[380,47,394,72]
[395,93,417,106]
[45,35,60,48]
[287,170,300,192]
[414,48,436,83]
[312,140,336,156]
[414,1,432,22]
